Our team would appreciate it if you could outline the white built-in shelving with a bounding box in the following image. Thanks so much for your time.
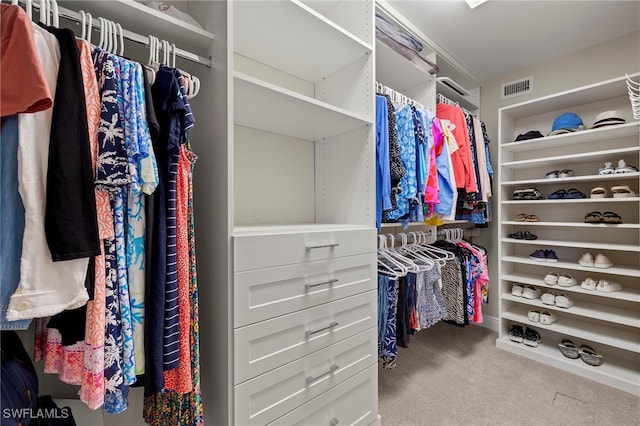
[497,73,640,395]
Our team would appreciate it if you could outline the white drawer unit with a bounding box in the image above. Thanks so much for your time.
[233,226,376,271]
[234,328,377,425]
[268,365,378,426]
[234,253,376,326]
[234,290,376,384]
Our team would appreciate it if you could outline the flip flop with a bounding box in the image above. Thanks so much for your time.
[514,213,528,222]
[558,339,580,359]
[579,345,603,366]
[584,211,603,223]
[566,188,587,199]
[525,214,540,222]
[602,211,622,224]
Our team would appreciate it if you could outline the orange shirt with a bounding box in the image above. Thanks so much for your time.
[0,5,52,116]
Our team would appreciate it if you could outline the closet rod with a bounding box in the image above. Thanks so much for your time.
[12,0,212,67]
[376,81,426,110]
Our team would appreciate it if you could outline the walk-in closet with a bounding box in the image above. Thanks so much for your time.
[1,1,638,425]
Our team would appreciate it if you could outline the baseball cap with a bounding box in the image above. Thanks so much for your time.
[591,110,626,129]
[548,112,584,136]
[514,130,544,141]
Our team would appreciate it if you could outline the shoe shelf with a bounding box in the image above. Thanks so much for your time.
[501,293,640,328]
[503,221,640,229]
[495,337,640,396]
[501,238,640,252]
[502,272,640,303]
[502,256,640,278]
[502,197,640,204]
[501,121,640,153]
[502,308,640,353]
[498,74,640,394]
[502,172,640,187]
[501,146,639,169]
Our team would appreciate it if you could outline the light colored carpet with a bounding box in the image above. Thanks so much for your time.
[378,321,640,426]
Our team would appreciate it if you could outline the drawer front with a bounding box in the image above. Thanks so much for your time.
[234,290,376,384]
[234,328,377,425]
[268,364,378,426]
[233,228,376,272]
[234,253,376,326]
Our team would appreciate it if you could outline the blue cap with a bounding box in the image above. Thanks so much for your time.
[549,112,584,136]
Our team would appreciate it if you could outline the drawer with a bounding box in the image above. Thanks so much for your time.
[234,253,376,326]
[234,290,376,383]
[267,364,378,426]
[233,227,376,271]
[234,327,377,425]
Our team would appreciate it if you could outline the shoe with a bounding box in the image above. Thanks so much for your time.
[522,231,538,240]
[545,250,558,263]
[584,211,604,223]
[511,284,524,297]
[614,159,639,174]
[579,345,603,366]
[529,249,547,262]
[509,325,524,343]
[522,188,545,200]
[557,273,577,287]
[524,214,540,222]
[580,277,598,291]
[559,169,574,178]
[512,189,526,200]
[598,161,615,175]
[590,187,607,198]
[540,310,558,325]
[602,211,622,224]
[523,327,541,347]
[596,279,623,293]
[611,185,637,198]
[594,253,613,269]
[543,271,559,285]
[578,253,594,267]
[522,286,542,300]
[555,293,574,309]
[545,170,559,179]
[548,189,567,199]
[514,213,528,222]
[565,188,587,199]
[527,309,541,322]
[541,291,557,305]
[558,339,580,359]
[508,231,524,239]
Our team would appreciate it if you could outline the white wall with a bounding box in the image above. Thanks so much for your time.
[477,30,640,319]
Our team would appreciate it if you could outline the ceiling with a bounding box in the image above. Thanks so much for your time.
[387,0,640,85]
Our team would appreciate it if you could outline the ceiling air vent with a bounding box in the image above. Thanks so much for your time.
[501,76,533,99]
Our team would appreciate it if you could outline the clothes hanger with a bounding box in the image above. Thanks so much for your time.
[85,12,93,45]
[385,234,424,273]
[377,235,408,278]
[116,23,124,56]
[50,0,59,27]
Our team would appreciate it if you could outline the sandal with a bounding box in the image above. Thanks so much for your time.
[614,159,639,174]
[514,213,528,222]
[602,211,622,224]
[512,189,526,200]
[559,169,574,178]
[579,345,603,366]
[527,309,541,322]
[558,339,580,359]
[584,211,603,223]
[522,188,545,200]
[508,231,524,239]
[566,188,586,199]
[545,170,559,179]
[589,187,607,198]
[540,310,558,325]
[524,214,540,222]
[548,189,567,199]
[611,185,637,198]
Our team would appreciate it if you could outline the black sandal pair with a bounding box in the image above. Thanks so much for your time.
[508,230,537,240]
[584,211,622,224]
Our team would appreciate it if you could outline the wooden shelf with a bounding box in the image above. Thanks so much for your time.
[59,0,214,54]
[234,0,371,83]
[501,172,640,187]
[501,293,640,327]
[234,72,371,141]
[502,308,640,353]
[500,238,640,253]
[502,272,640,303]
[495,338,640,396]
[502,221,640,229]
[501,121,640,152]
[501,255,640,278]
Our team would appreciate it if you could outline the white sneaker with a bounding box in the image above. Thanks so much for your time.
[557,273,577,287]
[543,271,559,285]
[540,310,558,325]
[522,286,542,300]
[578,253,594,267]
[596,279,623,293]
[555,293,574,309]
[541,291,557,306]
[580,277,598,290]
[512,284,524,297]
[594,253,613,269]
